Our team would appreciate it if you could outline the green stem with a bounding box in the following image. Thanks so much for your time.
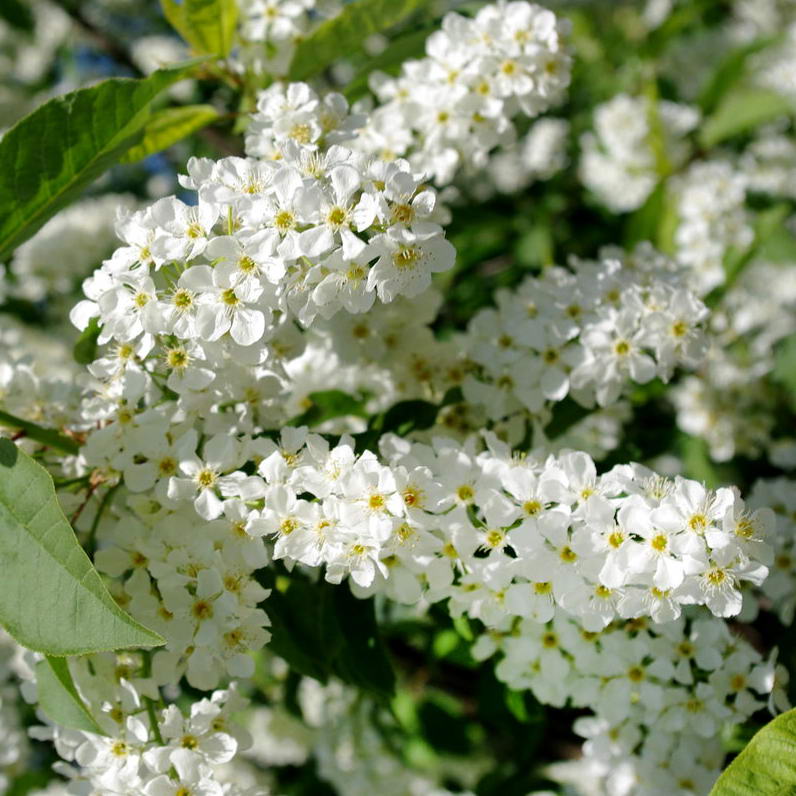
[145,697,164,745]
[0,409,80,455]
[54,474,92,489]
[86,483,120,554]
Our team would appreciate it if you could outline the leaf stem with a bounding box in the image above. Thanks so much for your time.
[85,482,121,555]
[145,697,164,745]
[0,409,80,455]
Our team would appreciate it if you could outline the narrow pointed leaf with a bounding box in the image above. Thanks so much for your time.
[0,59,205,261]
[36,656,105,735]
[0,439,164,655]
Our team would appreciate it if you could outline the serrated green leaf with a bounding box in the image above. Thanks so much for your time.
[121,104,220,163]
[288,0,430,81]
[161,0,238,57]
[0,59,205,262]
[699,88,795,149]
[36,656,105,735]
[710,709,796,795]
[0,438,164,655]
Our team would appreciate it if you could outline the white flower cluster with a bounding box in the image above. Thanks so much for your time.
[750,478,796,626]
[672,258,796,462]
[292,678,482,796]
[94,498,270,691]
[485,611,784,796]
[354,1,571,184]
[751,20,796,99]
[131,425,773,627]
[673,160,753,295]
[475,117,570,197]
[741,126,796,199]
[672,347,776,463]
[28,654,261,796]
[462,244,708,418]
[242,662,488,795]
[580,93,699,212]
[235,0,340,78]
[9,194,136,302]
[70,83,455,412]
[0,320,84,444]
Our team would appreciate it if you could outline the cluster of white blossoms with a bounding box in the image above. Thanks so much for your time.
[672,159,753,296]
[353,1,572,185]
[579,93,699,212]
[70,82,457,398]
[462,243,709,419]
[470,116,570,197]
[0,320,84,441]
[9,194,135,302]
[672,255,796,462]
[4,1,796,792]
[282,677,483,796]
[749,478,796,626]
[671,347,777,463]
[94,497,271,691]
[493,611,786,796]
[23,650,262,796]
[740,125,796,199]
[117,423,772,627]
[235,0,340,78]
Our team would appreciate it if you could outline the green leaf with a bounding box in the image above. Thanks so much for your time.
[161,0,238,57]
[0,438,164,655]
[698,36,782,114]
[261,570,395,699]
[0,410,79,455]
[710,709,796,795]
[287,390,367,428]
[36,656,105,735]
[699,88,795,149]
[73,317,101,365]
[121,104,220,163]
[343,25,433,101]
[0,59,204,261]
[288,0,430,81]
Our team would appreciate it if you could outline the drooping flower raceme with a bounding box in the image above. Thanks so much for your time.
[462,243,709,420]
[351,1,572,185]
